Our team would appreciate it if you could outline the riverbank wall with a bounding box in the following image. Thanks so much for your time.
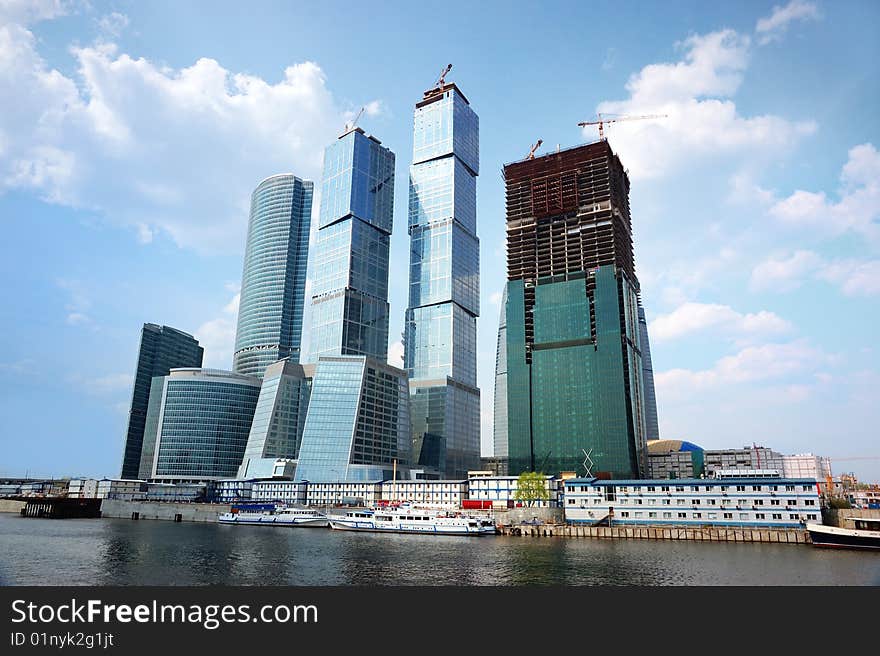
[499,523,811,544]
[0,499,25,513]
[824,507,880,527]
[100,499,231,522]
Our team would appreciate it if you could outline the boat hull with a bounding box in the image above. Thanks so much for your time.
[806,523,880,550]
[328,520,495,536]
[219,514,328,528]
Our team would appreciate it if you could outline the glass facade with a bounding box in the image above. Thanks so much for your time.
[404,83,481,478]
[493,283,508,458]
[507,267,646,478]
[309,130,395,362]
[638,305,660,442]
[233,174,313,377]
[237,360,314,478]
[153,369,261,480]
[121,323,203,479]
[137,375,167,480]
[296,356,410,483]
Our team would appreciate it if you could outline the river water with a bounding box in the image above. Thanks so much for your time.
[1,514,877,586]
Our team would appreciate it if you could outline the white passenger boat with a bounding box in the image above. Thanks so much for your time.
[327,508,497,535]
[218,506,329,527]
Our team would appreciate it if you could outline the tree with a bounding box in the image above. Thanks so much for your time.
[514,472,550,507]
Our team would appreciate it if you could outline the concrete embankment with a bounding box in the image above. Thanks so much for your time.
[499,523,811,544]
[0,499,26,513]
[100,499,231,522]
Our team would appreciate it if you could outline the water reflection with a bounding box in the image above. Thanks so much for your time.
[1,515,878,586]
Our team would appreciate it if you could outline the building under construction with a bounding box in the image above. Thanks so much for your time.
[503,139,648,478]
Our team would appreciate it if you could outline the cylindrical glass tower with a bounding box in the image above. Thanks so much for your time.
[233,174,313,377]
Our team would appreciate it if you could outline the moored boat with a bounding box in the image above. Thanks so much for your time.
[219,506,329,527]
[327,508,497,536]
[806,517,880,550]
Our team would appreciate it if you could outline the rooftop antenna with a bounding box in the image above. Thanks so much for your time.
[342,106,365,136]
[527,139,543,160]
[435,63,452,88]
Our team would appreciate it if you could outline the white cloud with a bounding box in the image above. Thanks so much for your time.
[749,250,823,292]
[751,252,880,298]
[0,17,383,254]
[756,1,821,45]
[387,340,404,368]
[489,291,502,306]
[57,277,92,325]
[767,143,880,240]
[655,339,829,399]
[96,12,129,38]
[0,0,73,24]
[89,373,134,393]
[195,285,240,368]
[649,301,791,342]
[590,29,816,180]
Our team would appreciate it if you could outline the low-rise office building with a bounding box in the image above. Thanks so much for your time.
[251,480,308,505]
[379,480,467,507]
[145,482,206,502]
[468,475,562,508]
[306,481,383,507]
[96,479,147,500]
[564,477,822,528]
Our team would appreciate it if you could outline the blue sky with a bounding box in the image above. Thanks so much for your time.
[1,0,879,482]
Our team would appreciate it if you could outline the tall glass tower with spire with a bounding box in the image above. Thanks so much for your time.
[296,127,411,483]
[403,79,481,479]
[233,174,313,377]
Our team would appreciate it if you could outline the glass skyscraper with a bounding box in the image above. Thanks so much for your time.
[503,140,648,479]
[308,128,395,362]
[237,359,314,479]
[296,127,410,483]
[150,369,262,481]
[120,323,203,479]
[493,283,509,459]
[403,80,481,479]
[638,305,660,442]
[233,174,313,377]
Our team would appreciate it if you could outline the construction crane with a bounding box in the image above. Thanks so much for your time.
[578,112,667,141]
[527,139,543,160]
[435,63,452,88]
[342,106,365,136]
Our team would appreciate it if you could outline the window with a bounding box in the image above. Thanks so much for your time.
[806,514,817,520]
[739,513,749,520]
[675,486,685,492]
[721,486,729,492]
[790,513,799,519]
[692,499,701,505]
[621,512,629,517]
[736,485,746,492]
[663,512,672,519]
[634,512,643,518]
[785,485,795,491]
[802,485,811,492]
[677,499,686,505]
[647,486,656,492]
[754,499,764,505]
[662,486,670,492]
[771,499,780,506]
[723,513,733,519]
[663,499,671,505]
[756,513,765,519]
[708,499,716,505]
[770,485,778,491]
[677,512,687,518]
[805,500,815,506]
[619,486,628,492]
[707,513,717,520]
[648,512,657,518]
[693,512,702,518]
[752,485,762,491]
[772,513,782,520]
[568,498,575,505]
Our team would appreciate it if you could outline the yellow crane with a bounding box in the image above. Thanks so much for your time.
[578,113,667,141]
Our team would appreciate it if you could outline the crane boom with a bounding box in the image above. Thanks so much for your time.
[578,112,667,140]
[341,106,365,136]
[527,139,543,160]
[435,63,452,88]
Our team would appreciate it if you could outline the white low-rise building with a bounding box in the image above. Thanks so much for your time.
[251,481,308,505]
[564,477,822,528]
[468,475,561,508]
[306,481,383,507]
[68,479,99,498]
[96,479,146,500]
[379,480,467,507]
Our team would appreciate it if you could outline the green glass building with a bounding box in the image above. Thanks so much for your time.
[503,140,648,479]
